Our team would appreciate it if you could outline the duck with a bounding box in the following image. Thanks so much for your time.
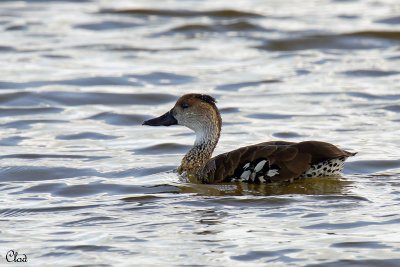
[143,93,356,184]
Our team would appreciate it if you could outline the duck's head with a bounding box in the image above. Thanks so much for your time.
[143,93,222,143]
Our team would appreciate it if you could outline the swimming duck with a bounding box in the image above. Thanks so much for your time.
[143,93,356,184]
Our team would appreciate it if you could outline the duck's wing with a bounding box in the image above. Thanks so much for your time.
[290,141,356,164]
[196,141,355,184]
[258,140,356,164]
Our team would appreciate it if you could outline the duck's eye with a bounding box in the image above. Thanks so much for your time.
[181,103,189,109]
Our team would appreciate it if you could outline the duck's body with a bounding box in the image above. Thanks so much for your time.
[143,93,356,184]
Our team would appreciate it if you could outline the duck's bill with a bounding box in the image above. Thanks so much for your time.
[142,110,178,126]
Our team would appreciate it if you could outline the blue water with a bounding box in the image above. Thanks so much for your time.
[0,0,400,266]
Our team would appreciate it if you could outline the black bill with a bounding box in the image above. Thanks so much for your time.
[142,110,178,126]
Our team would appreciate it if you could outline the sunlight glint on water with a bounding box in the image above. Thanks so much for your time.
[0,0,399,266]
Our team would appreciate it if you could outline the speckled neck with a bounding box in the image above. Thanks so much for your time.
[179,120,221,175]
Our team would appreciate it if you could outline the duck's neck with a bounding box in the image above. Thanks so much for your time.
[179,123,220,175]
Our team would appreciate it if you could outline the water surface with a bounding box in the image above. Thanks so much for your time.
[0,0,400,266]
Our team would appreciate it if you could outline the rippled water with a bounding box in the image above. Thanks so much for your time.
[1,0,400,266]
